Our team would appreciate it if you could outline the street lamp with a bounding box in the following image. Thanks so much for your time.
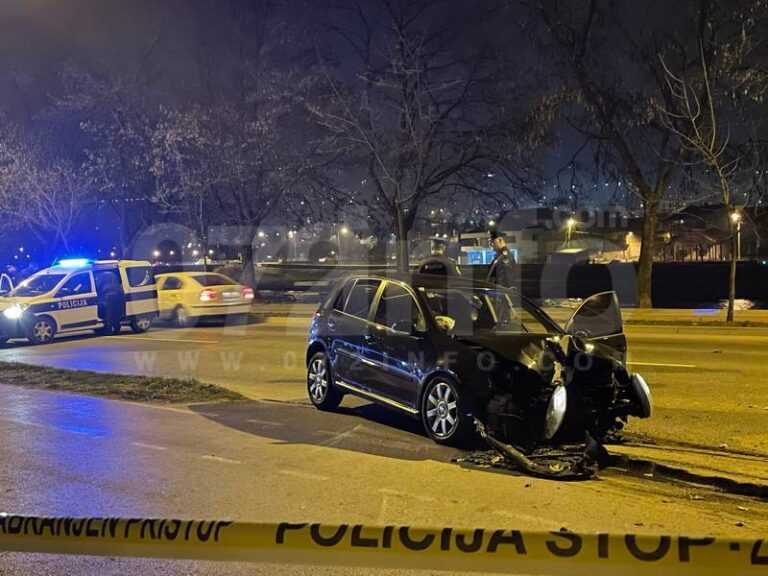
[336,225,350,261]
[731,210,742,260]
[565,217,577,246]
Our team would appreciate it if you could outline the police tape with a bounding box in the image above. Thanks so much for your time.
[0,514,765,575]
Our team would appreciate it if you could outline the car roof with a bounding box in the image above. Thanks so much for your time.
[339,272,501,291]
[155,271,237,284]
[156,271,230,278]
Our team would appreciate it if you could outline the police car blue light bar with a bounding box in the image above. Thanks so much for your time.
[56,258,92,268]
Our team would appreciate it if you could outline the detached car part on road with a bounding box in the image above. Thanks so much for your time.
[305,274,652,471]
[0,259,158,345]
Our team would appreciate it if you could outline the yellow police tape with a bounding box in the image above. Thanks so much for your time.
[0,514,765,574]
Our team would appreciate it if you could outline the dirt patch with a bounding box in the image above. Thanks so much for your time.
[0,361,244,403]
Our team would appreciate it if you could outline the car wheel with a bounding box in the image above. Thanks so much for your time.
[28,316,57,345]
[421,377,473,446]
[174,307,194,328]
[130,316,152,333]
[307,352,342,410]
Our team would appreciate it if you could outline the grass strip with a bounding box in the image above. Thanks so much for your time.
[0,361,244,403]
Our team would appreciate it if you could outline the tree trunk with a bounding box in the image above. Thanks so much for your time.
[637,201,658,308]
[727,230,737,323]
[241,231,257,288]
[394,203,409,273]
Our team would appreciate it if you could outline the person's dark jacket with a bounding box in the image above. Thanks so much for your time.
[487,249,517,287]
[417,256,462,277]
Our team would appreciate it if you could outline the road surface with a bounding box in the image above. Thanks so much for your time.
[0,384,765,575]
[0,314,766,453]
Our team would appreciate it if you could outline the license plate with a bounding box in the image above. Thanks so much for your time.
[223,292,240,300]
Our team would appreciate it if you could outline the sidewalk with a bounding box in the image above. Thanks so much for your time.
[254,301,768,327]
[544,306,768,327]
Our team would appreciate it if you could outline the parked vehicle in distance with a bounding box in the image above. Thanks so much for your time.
[305,273,652,450]
[0,259,158,345]
[156,272,254,327]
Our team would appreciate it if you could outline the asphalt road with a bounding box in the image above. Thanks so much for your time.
[0,313,767,573]
[0,314,767,453]
[0,384,765,575]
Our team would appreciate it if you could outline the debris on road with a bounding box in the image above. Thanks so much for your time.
[453,420,602,480]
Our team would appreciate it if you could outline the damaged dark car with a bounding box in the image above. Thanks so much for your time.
[306,274,652,475]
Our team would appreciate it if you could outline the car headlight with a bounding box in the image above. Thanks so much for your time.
[630,373,653,418]
[543,385,567,439]
[3,304,25,320]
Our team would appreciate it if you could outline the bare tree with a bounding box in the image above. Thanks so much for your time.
[530,0,692,307]
[50,68,158,255]
[0,123,88,254]
[311,0,540,271]
[656,42,742,320]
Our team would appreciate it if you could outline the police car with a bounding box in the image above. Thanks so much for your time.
[0,259,159,345]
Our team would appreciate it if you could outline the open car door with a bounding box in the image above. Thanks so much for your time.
[564,291,627,362]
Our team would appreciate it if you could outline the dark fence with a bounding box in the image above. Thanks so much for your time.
[248,261,768,308]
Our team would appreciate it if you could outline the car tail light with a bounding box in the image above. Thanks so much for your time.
[242,287,254,300]
[200,289,218,302]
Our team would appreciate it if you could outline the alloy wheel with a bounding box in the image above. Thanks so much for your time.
[33,321,54,343]
[308,357,328,403]
[425,381,458,439]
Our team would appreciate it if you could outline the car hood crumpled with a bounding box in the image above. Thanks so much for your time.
[455,331,620,373]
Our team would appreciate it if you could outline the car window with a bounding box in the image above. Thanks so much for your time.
[94,270,121,293]
[12,273,67,297]
[56,273,93,297]
[423,287,551,334]
[0,273,14,294]
[192,274,238,287]
[331,279,354,312]
[373,282,425,332]
[126,266,155,288]
[161,277,183,290]
[343,279,381,319]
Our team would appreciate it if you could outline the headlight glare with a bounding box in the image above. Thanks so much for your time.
[544,385,567,439]
[3,304,25,320]
[630,373,653,418]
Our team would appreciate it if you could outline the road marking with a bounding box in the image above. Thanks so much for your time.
[246,418,285,427]
[132,442,167,451]
[278,468,330,481]
[627,361,697,368]
[201,455,242,464]
[378,488,437,504]
[108,335,217,345]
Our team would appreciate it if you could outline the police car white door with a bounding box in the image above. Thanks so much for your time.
[48,271,99,334]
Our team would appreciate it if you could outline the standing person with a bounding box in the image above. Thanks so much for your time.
[95,271,125,335]
[418,237,462,276]
[487,230,517,288]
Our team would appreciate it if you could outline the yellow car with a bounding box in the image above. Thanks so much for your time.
[156,272,254,327]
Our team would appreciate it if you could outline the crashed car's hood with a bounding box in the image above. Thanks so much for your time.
[455,331,622,368]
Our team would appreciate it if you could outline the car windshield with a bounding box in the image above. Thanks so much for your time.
[192,274,237,287]
[422,287,558,334]
[12,273,66,297]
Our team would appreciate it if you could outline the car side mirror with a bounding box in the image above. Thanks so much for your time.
[391,319,414,334]
[434,315,456,334]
